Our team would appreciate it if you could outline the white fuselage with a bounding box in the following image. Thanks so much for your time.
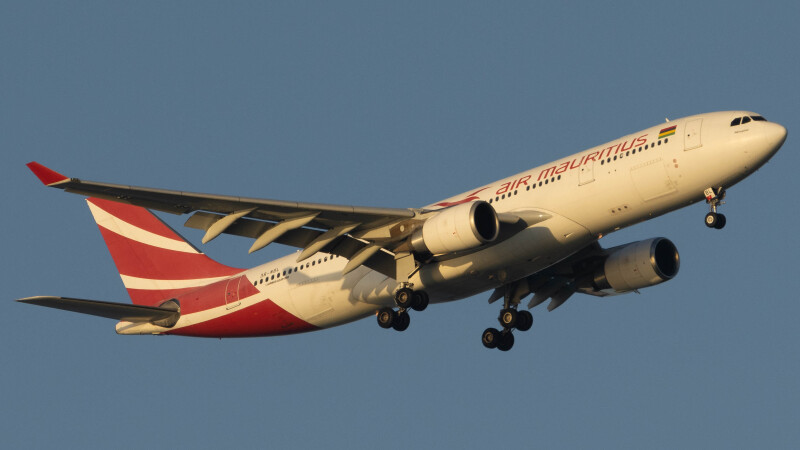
[118,111,787,335]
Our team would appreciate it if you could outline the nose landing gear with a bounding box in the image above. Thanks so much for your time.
[704,187,727,229]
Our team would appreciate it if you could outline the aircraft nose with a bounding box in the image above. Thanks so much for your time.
[764,121,788,152]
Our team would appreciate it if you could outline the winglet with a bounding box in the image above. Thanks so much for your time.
[26,161,70,186]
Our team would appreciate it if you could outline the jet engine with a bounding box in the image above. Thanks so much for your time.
[593,238,680,293]
[410,201,499,255]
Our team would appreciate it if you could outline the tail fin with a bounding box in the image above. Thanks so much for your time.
[86,198,242,306]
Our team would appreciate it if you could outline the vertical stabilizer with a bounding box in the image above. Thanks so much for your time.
[86,198,242,306]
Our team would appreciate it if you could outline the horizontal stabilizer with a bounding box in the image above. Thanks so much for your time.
[17,296,180,325]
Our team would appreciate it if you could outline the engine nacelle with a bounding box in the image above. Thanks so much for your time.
[594,238,680,293]
[411,201,499,255]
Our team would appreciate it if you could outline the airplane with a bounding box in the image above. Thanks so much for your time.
[18,111,787,351]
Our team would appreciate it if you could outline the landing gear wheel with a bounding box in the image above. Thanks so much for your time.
[394,288,414,309]
[705,212,720,228]
[498,308,518,329]
[714,214,727,229]
[497,332,515,352]
[377,308,396,329]
[392,311,410,331]
[482,328,501,349]
[411,290,429,312]
[516,310,533,332]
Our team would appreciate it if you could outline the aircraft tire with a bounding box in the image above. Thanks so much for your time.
[395,288,414,309]
[377,308,396,329]
[392,311,410,331]
[516,310,533,332]
[482,328,501,349]
[705,212,719,228]
[714,214,727,229]
[497,332,515,352]
[411,291,429,311]
[499,308,518,329]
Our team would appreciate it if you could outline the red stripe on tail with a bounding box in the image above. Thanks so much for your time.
[86,198,241,306]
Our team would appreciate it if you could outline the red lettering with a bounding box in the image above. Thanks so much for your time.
[555,161,569,174]
[538,167,556,181]
[516,175,531,188]
[496,182,511,195]
[584,151,599,163]
[634,134,647,147]
[570,155,586,169]
[620,139,634,152]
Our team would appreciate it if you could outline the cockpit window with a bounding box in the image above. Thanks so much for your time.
[731,117,741,126]
[742,116,751,124]
[751,115,767,121]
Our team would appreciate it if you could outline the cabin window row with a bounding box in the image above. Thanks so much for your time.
[487,175,564,204]
[253,254,339,286]
[599,138,668,166]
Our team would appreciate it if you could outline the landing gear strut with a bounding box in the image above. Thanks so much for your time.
[704,187,727,229]
[482,283,534,351]
[376,285,429,332]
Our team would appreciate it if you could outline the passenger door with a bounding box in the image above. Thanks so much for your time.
[684,118,703,150]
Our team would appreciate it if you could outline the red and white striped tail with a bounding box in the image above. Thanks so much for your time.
[86,198,242,306]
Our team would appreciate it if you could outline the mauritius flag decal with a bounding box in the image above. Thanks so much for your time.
[659,125,677,139]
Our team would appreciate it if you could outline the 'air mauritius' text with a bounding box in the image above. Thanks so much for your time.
[537,134,648,181]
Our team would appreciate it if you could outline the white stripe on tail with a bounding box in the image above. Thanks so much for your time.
[86,198,242,306]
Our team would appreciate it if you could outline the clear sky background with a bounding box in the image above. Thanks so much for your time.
[2,1,799,448]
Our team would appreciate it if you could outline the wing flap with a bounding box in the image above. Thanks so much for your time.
[17,296,180,324]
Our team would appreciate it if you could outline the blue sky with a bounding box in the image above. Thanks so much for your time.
[3,1,799,448]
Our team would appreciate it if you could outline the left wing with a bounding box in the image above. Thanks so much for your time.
[28,162,526,279]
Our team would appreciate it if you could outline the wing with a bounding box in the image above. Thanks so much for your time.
[27,162,536,279]
[486,242,613,312]
[487,237,679,312]
[26,162,428,278]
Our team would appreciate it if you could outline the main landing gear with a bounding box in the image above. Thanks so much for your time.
[704,187,727,229]
[481,308,533,351]
[376,285,429,332]
[482,284,534,351]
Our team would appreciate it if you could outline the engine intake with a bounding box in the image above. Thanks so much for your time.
[594,237,680,293]
[411,201,499,255]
